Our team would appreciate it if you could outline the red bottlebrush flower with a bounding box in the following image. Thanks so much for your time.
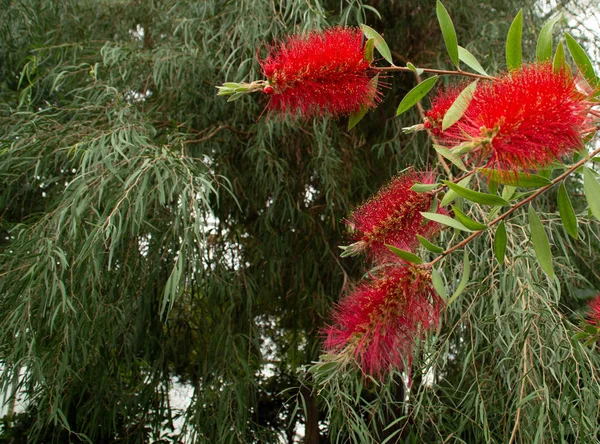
[323,265,441,376]
[260,27,380,118]
[426,63,591,171]
[348,169,443,259]
[424,84,464,141]
[586,295,600,326]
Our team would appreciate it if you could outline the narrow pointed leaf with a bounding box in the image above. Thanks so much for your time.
[557,182,578,239]
[364,37,375,63]
[441,175,471,207]
[443,180,510,206]
[386,244,423,264]
[583,167,600,221]
[420,212,472,232]
[458,46,488,76]
[436,1,459,67]
[417,234,444,253]
[502,185,517,201]
[506,10,523,70]
[428,196,439,214]
[396,76,439,116]
[565,33,598,86]
[348,107,369,130]
[451,205,488,230]
[494,220,507,264]
[448,249,470,304]
[479,168,552,188]
[536,14,561,61]
[553,41,566,72]
[411,182,439,192]
[433,144,467,171]
[407,62,424,75]
[360,25,393,64]
[442,80,477,130]
[348,75,379,130]
[431,268,447,299]
[528,204,555,279]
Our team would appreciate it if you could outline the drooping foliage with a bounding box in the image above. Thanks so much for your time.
[1,0,600,443]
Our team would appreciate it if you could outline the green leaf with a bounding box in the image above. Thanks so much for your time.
[448,249,470,304]
[407,62,424,75]
[362,4,382,20]
[348,107,369,131]
[583,167,600,221]
[557,182,578,239]
[411,182,439,192]
[360,25,393,64]
[458,46,488,76]
[348,75,379,130]
[553,41,566,72]
[433,144,467,171]
[364,37,375,63]
[506,9,523,70]
[528,204,555,279]
[501,185,517,201]
[565,33,598,87]
[436,1,459,67]
[442,80,477,131]
[536,14,561,62]
[479,168,552,188]
[428,196,439,214]
[420,212,472,232]
[417,235,444,253]
[441,175,471,207]
[443,180,510,206]
[227,92,244,102]
[431,268,447,299]
[494,220,507,264]
[451,205,488,230]
[573,331,589,341]
[385,244,423,264]
[396,76,439,116]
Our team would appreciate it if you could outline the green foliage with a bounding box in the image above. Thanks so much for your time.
[1,0,600,443]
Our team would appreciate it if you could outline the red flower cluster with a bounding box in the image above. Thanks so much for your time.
[324,170,445,377]
[587,295,600,326]
[260,27,380,118]
[348,170,443,259]
[425,63,591,172]
[324,265,441,376]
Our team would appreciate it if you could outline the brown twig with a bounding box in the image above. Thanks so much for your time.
[425,144,600,268]
[373,65,494,81]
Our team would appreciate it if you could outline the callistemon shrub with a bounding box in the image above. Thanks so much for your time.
[425,63,592,172]
[324,264,441,376]
[348,170,443,259]
[260,27,380,117]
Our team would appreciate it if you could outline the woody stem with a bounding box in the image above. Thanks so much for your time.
[425,145,600,268]
[373,65,493,80]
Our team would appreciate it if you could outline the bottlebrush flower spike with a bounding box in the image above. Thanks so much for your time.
[348,169,443,259]
[260,27,380,118]
[586,295,600,326]
[324,265,441,376]
[425,63,592,172]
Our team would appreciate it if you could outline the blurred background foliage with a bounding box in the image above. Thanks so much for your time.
[1,0,599,442]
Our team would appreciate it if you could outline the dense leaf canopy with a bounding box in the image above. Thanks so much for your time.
[1,0,600,442]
